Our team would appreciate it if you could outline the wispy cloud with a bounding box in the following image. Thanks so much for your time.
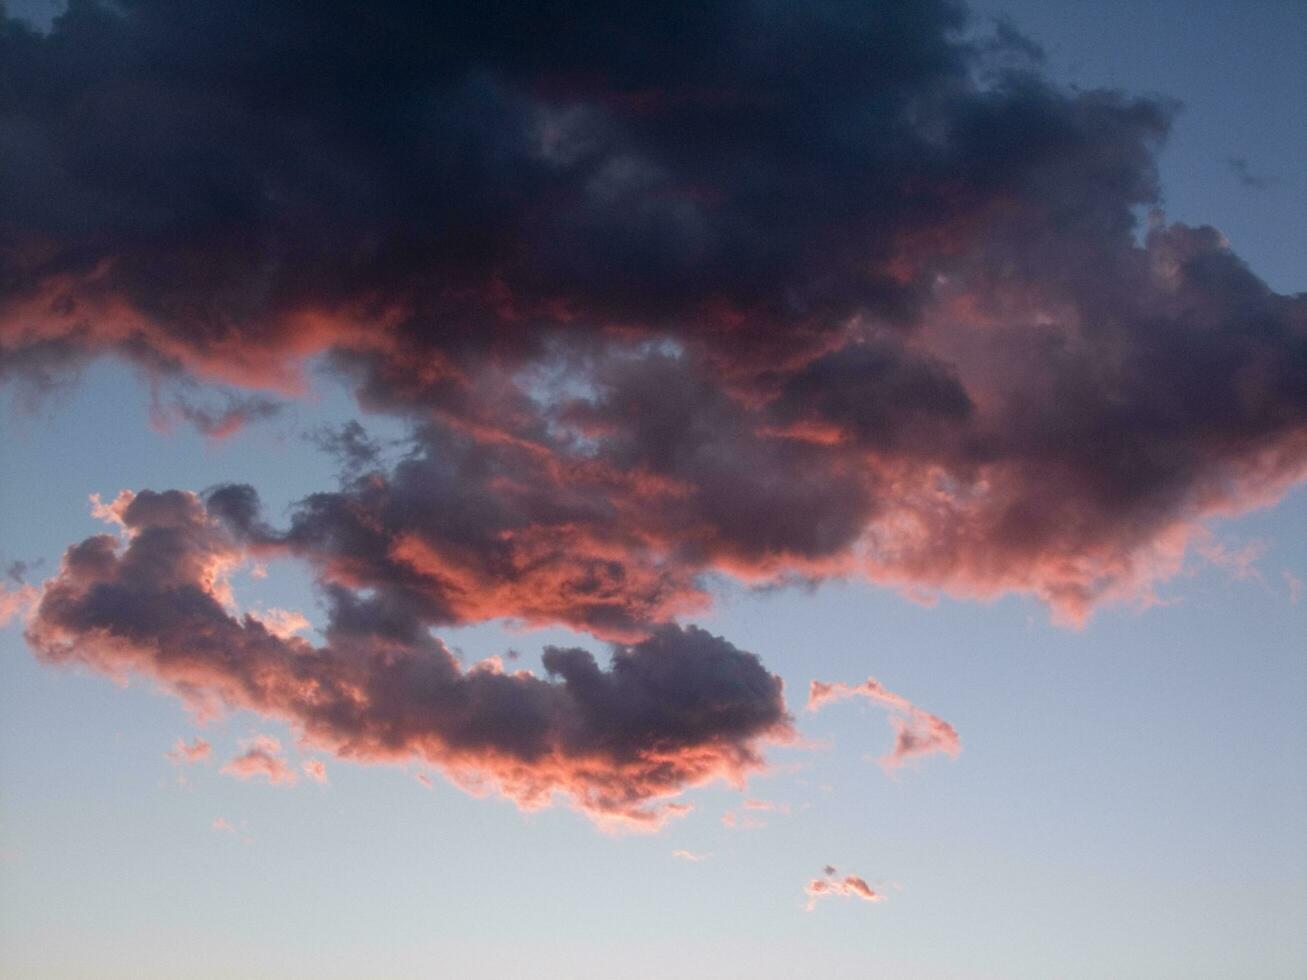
[302,759,329,784]
[809,678,960,770]
[1284,569,1304,605]
[221,735,298,786]
[672,850,711,862]
[165,737,211,766]
[805,866,886,911]
[1227,157,1278,190]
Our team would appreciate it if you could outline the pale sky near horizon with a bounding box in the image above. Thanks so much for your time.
[1,2,1304,978]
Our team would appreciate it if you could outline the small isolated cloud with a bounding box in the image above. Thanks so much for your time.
[742,798,789,813]
[165,736,211,765]
[809,677,960,770]
[221,735,297,785]
[1194,533,1267,585]
[721,809,766,831]
[672,849,711,862]
[1284,569,1304,605]
[211,816,253,844]
[805,866,885,911]
[302,759,328,784]
[5,558,44,587]
[1227,157,1278,191]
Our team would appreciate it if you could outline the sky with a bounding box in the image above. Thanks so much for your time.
[0,2,1304,978]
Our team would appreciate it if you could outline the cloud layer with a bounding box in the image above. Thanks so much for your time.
[3,1,1306,824]
[4,0,1303,621]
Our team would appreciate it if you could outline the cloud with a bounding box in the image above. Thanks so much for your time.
[0,582,39,626]
[671,849,710,862]
[302,759,329,784]
[1284,569,1304,605]
[6,0,1307,840]
[165,736,211,765]
[149,389,284,440]
[25,490,791,826]
[247,607,311,639]
[221,735,298,786]
[5,559,36,585]
[721,809,766,831]
[0,1,1302,630]
[1193,533,1267,585]
[805,866,885,910]
[1,559,41,626]
[1227,157,1277,191]
[809,677,960,769]
[742,798,788,813]
[211,816,253,843]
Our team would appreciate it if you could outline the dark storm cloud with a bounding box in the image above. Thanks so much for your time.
[27,489,791,824]
[2,0,1166,376]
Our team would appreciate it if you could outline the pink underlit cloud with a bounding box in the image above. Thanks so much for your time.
[1282,569,1303,604]
[721,809,766,830]
[220,735,298,785]
[672,850,711,862]
[248,607,312,639]
[26,490,791,828]
[165,737,211,765]
[302,759,329,784]
[1194,532,1268,585]
[0,583,39,627]
[808,677,961,770]
[805,866,885,911]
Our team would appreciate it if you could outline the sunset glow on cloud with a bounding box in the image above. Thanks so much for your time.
[27,489,790,823]
[809,677,961,769]
[3,0,1303,644]
[221,735,298,786]
[0,0,1303,973]
[3,0,1302,833]
[805,866,886,911]
[4,0,1304,829]
[165,736,211,766]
